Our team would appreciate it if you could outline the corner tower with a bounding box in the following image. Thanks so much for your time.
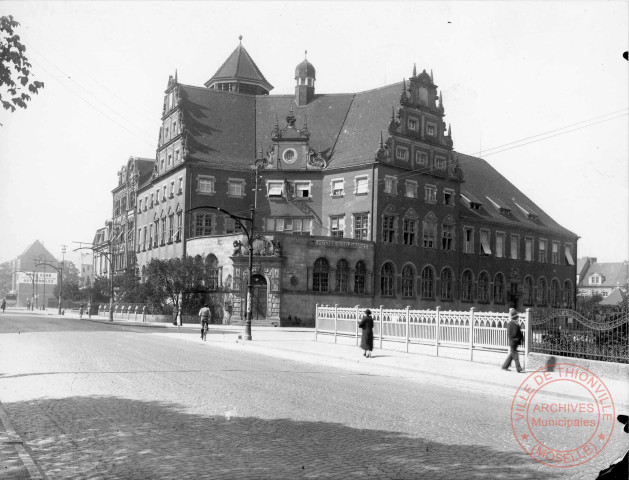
[295,52,315,106]
[205,36,273,95]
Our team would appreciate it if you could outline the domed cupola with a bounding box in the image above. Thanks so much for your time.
[295,51,315,106]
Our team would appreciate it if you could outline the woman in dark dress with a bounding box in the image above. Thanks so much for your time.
[358,309,374,358]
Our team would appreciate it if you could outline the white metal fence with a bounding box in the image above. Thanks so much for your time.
[315,305,529,362]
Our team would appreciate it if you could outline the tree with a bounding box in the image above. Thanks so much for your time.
[143,257,205,314]
[1,15,44,113]
[0,261,13,298]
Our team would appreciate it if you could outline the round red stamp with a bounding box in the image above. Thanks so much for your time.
[510,363,615,468]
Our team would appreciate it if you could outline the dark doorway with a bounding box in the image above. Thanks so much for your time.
[251,274,267,320]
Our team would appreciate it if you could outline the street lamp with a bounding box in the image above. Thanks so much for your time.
[74,238,114,321]
[35,259,64,315]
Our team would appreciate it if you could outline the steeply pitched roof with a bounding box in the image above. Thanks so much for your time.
[206,44,273,92]
[179,85,256,169]
[457,154,577,237]
[599,288,626,306]
[580,261,629,287]
[255,94,354,160]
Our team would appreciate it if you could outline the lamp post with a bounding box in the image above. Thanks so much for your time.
[35,260,64,315]
[74,238,114,321]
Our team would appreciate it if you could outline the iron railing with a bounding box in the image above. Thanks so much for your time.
[529,299,628,363]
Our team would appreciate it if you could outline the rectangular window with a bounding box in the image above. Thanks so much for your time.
[384,176,397,195]
[195,213,213,237]
[407,118,418,131]
[442,224,454,250]
[330,216,345,238]
[539,239,547,263]
[172,121,177,135]
[463,227,474,254]
[138,199,143,211]
[168,214,174,242]
[405,180,417,198]
[525,237,533,261]
[496,233,506,258]
[395,146,409,161]
[198,176,215,194]
[167,154,172,166]
[162,185,167,200]
[267,181,284,198]
[175,212,182,241]
[425,185,437,204]
[228,179,246,197]
[403,219,415,245]
[354,176,368,195]
[170,181,175,197]
[142,226,147,250]
[435,156,446,170]
[137,228,142,252]
[175,149,180,163]
[511,235,519,260]
[565,244,575,265]
[551,241,560,264]
[295,218,311,235]
[480,230,492,255]
[145,196,149,210]
[354,214,369,240]
[443,188,455,206]
[161,217,167,245]
[415,150,428,165]
[294,181,311,198]
[426,123,435,136]
[331,179,344,196]
[382,215,396,243]
[149,224,153,248]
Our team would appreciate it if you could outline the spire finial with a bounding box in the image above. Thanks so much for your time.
[305,50,308,59]
[430,69,434,82]
[391,106,395,120]
[380,131,384,148]
[239,35,243,43]
[413,63,417,77]
[175,69,178,82]
[402,78,406,93]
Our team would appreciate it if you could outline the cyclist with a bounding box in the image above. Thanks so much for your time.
[199,304,211,339]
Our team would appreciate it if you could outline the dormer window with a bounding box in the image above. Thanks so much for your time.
[461,190,483,211]
[267,181,284,198]
[514,201,539,220]
[443,188,455,206]
[485,196,511,216]
[294,181,311,198]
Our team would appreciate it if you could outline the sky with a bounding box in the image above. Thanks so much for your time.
[0,1,627,267]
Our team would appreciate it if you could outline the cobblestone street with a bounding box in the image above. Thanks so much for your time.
[1,313,626,479]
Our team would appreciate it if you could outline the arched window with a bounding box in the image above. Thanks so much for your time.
[354,261,366,294]
[440,268,453,300]
[402,264,415,297]
[563,280,573,308]
[206,254,219,290]
[313,258,330,292]
[523,276,534,305]
[422,212,437,248]
[381,262,395,296]
[537,277,547,305]
[461,270,474,301]
[335,259,349,293]
[478,271,490,302]
[421,266,434,298]
[494,273,505,304]
[550,279,561,307]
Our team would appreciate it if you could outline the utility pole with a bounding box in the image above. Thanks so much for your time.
[59,245,66,314]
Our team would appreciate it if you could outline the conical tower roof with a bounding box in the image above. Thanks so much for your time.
[204,39,273,92]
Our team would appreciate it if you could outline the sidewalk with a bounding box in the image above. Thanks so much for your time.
[20,308,629,409]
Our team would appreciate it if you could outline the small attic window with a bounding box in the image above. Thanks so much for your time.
[485,196,511,216]
[460,193,482,211]
[514,201,539,220]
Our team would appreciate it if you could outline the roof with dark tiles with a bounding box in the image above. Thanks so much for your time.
[206,43,273,91]
[179,85,256,169]
[457,154,577,237]
[579,261,629,288]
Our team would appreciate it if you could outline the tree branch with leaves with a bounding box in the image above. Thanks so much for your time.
[1,15,44,113]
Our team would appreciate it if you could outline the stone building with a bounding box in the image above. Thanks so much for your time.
[121,40,578,325]
[10,240,58,309]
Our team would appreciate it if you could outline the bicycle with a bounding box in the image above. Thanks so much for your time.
[201,320,209,341]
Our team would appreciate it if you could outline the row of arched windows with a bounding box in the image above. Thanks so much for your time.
[313,258,367,294]
[377,261,574,307]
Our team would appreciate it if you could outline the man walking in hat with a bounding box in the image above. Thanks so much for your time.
[502,309,524,372]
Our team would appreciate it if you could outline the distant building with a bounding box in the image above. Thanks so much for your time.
[104,40,579,324]
[577,257,629,303]
[10,240,58,308]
